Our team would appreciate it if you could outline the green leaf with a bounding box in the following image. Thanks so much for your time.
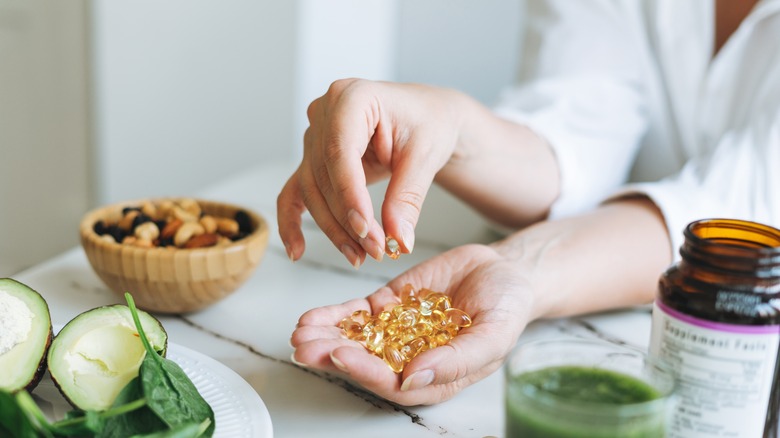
[98,376,166,438]
[0,390,42,438]
[129,419,211,438]
[125,293,215,437]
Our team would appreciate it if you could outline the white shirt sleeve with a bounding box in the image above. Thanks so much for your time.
[610,109,780,260]
[493,0,650,219]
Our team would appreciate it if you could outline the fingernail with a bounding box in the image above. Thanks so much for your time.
[284,242,295,262]
[361,237,384,261]
[290,352,308,368]
[330,352,349,373]
[401,369,434,391]
[399,221,415,253]
[341,244,361,269]
[347,209,369,239]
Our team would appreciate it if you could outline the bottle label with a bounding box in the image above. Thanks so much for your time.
[650,300,780,438]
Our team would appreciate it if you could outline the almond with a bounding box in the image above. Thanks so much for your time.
[184,233,218,249]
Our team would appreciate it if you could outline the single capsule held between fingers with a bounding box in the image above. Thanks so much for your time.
[386,236,401,259]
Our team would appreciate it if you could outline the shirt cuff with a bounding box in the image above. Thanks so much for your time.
[493,107,608,220]
[605,180,731,262]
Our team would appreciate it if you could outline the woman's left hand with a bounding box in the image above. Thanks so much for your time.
[290,243,535,406]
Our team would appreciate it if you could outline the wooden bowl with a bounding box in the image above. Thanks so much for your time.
[79,198,268,314]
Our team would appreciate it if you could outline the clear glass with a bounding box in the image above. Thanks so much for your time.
[504,338,676,438]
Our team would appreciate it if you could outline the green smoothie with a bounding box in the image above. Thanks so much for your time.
[505,366,666,438]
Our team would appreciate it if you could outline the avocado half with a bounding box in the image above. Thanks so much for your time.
[47,304,168,411]
[0,278,53,393]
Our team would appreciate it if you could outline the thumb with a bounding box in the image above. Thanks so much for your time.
[382,148,438,254]
[399,329,509,392]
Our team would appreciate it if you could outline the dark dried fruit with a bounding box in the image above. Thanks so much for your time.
[235,210,252,234]
[93,220,108,235]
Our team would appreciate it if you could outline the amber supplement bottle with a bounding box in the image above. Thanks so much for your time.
[649,219,780,438]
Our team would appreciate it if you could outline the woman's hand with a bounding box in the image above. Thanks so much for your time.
[290,244,536,405]
[288,199,672,405]
[277,79,468,268]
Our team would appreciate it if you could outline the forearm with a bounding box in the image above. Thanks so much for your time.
[434,93,560,229]
[493,197,673,320]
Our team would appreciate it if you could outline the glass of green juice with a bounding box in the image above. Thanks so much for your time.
[504,338,675,438]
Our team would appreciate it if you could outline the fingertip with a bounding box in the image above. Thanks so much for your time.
[400,369,434,392]
[341,244,363,269]
[290,351,309,368]
[284,240,302,262]
[330,350,350,373]
[347,209,369,239]
[398,220,415,253]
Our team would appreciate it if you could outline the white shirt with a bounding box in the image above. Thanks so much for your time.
[494,0,780,258]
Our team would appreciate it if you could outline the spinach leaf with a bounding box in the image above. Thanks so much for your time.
[97,376,165,438]
[0,390,43,438]
[129,419,211,438]
[125,293,215,437]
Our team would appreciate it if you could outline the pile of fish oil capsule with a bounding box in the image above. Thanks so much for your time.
[339,284,472,373]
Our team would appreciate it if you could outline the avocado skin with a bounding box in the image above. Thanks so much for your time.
[0,278,53,393]
[24,325,52,393]
[47,304,168,410]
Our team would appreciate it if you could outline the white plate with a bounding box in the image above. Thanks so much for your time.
[33,342,273,438]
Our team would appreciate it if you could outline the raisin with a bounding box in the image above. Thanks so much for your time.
[235,210,252,234]
[93,220,108,236]
[132,213,153,230]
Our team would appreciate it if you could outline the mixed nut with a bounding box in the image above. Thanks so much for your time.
[92,199,253,249]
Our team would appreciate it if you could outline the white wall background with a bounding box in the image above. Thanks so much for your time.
[397,0,522,106]
[90,0,298,203]
[0,0,91,276]
[0,0,524,276]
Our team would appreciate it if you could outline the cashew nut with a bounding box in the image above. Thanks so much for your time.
[199,215,218,234]
[134,221,160,242]
[172,206,198,223]
[140,201,157,218]
[157,200,175,220]
[118,210,139,231]
[178,198,202,218]
[174,222,205,247]
[216,218,239,237]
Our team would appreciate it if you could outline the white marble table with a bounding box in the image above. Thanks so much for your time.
[13,162,654,438]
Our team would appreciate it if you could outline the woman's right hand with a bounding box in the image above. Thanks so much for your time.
[277,79,470,267]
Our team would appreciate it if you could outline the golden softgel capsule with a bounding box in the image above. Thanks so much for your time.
[385,236,401,259]
[339,284,472,373]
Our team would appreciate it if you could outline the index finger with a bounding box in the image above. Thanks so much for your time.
[319,92,386,254]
